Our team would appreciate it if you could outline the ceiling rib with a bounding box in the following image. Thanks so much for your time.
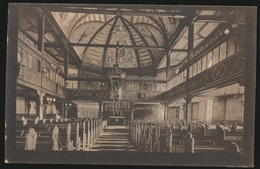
[69,43,188,51]
[82,15,116,54]
[155,14,195,67]
[157,17,168,39]
[120,16,155,67]
[68,13,89,38]
[145,16,168,41]
[101,15,119,69]
[133,22,164,38]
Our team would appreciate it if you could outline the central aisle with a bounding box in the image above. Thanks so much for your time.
[89,125,136,151]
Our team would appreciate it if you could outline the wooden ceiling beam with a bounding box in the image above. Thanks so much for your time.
[38,7,83,68]
[44,49,62,62]
[196,15,241,23]
[44,42,64,48]
[101,15,119,69]
[41,6,190,17]
[70,42,187,52]
[155,14,195,67]
[31,3,246,10]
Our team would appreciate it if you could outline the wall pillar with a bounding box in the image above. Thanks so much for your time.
[130,102,135,120]
[64,47,69,88]
[161,102,169,121]
[61,102,65,118]
[184,96,193,125]
[166,50,171,79]
[37,90,45,120]
[164,104,169,121]
[99,101,103,119]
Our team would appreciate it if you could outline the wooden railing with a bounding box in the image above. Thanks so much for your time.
[153,50,245,102]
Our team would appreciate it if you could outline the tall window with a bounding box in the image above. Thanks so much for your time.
[189,66,193,78]
[228,37,236,57]
[197,59,201,74]
[202,55,207,71]
[220,41,227,60]
[192,64,196,76]
[206,51,213,68]
[183,69,187,81]
[205,100,213,122]
[212,47,220,65]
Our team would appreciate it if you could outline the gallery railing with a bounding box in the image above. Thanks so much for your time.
[153,50,245,102]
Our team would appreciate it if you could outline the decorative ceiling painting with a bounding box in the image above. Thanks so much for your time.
[51,10,183,69]
[17,5,245,75]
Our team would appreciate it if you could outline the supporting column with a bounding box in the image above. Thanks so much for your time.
[99,101,103,119]
[38,12,45,51]
[37,90,45,120]
[166,50,171,79]
[64,47,69,87]
[37,11,46,121]
[130,102,135,120]
[184,96,193,125]
[161,102,169,121]
[164,103,169,121]
[61,102,65,118]
[184,18,194,126]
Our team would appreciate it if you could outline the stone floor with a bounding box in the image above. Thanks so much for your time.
[89,125,136,151]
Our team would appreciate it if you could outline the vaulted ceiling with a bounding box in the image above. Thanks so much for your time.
[51,11,181,69]
[17,4,245,76]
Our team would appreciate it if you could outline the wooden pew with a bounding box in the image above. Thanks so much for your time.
[16,117,74,151]
[15,125,61,151]
[128,120,241,154]
[72,118,107,151]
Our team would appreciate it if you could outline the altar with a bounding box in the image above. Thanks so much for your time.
[108,116,126,125]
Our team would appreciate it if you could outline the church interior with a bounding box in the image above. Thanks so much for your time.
[5,3,256,166]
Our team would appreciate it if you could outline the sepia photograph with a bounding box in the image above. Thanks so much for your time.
[5,2,256,167]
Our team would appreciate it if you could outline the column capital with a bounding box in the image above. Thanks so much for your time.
[37,90,46,97]
[160,101,170,106]
[184,95,193,102]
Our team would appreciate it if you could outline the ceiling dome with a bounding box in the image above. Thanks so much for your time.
[52,10,181,72]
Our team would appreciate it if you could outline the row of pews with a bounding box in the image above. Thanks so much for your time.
[16,116,107,151]
[128,120,243,154]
